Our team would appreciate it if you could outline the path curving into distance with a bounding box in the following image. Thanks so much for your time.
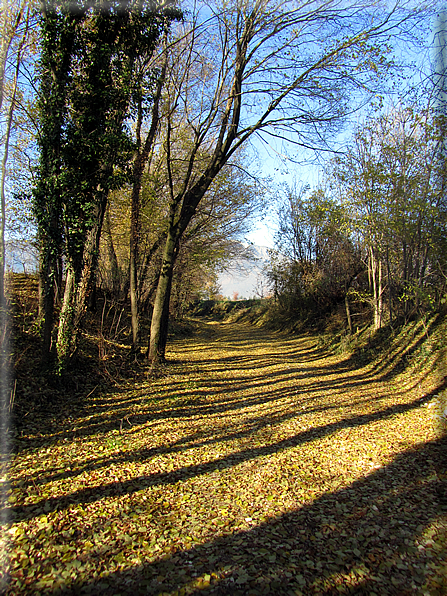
[3,319,446,595]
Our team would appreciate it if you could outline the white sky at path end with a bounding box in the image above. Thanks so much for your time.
[246,220,276,249]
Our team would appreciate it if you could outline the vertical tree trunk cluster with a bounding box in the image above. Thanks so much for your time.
[31,0,435,368]
[35,3,77,365]
[56,189,109,366]
[34,0,174,370]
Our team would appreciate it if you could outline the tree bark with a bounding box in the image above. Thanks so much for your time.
[129,190,141,348]
[148,228,177,363]
[385,246,391,326]
[377,257,383,329]
[74,193,109,334]
[129,42,167,353]
[40,253,56,363]
[55,189,109,365]
[103,205,120,297]
[0,4,28,310]
[158,267,173,357]
[371,247,383,331]
[56,264,75,367]
[345,292,353,334]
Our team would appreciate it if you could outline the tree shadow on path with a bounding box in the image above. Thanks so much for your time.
[55,435,446,595]
[6,383,444,523]
[7,319,446,595]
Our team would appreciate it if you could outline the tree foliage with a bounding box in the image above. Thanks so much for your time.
[144,0,427,362]
[33,0,177,367]
[333,102,447,324]
[100,147,264,324]
[268,92,447,332]
[12,0,438,366]
[268,183,362,322]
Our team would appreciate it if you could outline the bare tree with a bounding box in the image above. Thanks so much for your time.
[147,0,430,363]
[0,0,34,307]
[330,101,446,327]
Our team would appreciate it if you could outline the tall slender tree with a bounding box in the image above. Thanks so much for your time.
[147,0,430,363]
[129,30,169,354]
[0,1,32,308]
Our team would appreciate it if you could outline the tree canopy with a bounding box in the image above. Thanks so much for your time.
[0,0,443,368]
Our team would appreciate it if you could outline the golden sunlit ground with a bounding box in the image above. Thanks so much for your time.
[1,318,446,595]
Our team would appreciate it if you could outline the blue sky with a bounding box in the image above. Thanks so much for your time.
[243,6,441,251]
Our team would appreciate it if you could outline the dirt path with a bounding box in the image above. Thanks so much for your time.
[3,320,446,595]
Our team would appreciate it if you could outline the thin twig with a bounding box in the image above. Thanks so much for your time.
[85,385,99,400]
[113,307,125,340]
[28,476,41,496]
[119,416,132,435]
[9,380,17,412]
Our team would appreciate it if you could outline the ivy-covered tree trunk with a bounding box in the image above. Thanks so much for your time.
[34,4,77,364]
[56,264,75,366]
[74,192,109,330]
[56,189,109,365]
[34,1,177,370]
[40,252,56,360]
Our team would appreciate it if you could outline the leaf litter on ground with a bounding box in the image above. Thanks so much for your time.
[1,319,446,595]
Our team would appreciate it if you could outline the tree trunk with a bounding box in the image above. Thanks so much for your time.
[129,46,167,353]
[0,6,27,311]
[36,4,76,365]
[40,251,56,365]
[148,228,177,364]
[371,247,378,330]
[0,89,11,308]
[377,257,383,329]
[55,190,108,368]
[38,273,44,319]
[129,163,142,350]
[72,193,108,342]
[386,246,393,327]
[130,249,140,349]
[0,116,8,308]
[371,247,383,331]
[159,269,173,356]
[345,292,353,334]
[138,233,166,295]
[56,265,75,367]
[103,205,120,297]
